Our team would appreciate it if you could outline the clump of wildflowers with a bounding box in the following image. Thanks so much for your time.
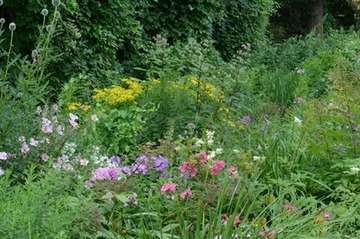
[91,167,119,181]
[92,78,143,106]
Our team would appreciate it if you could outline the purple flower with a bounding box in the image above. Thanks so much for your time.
[131,162,148,174]
[136,155,148,164]
[109,155,121,165]
[91,167,118,181]
[118,166,131,176]
[107,168,118,179]
[151,155,169,172]
[293,97,304,104]
[241,115,252,125]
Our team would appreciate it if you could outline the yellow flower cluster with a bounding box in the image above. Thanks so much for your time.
[190,77,220,100]
[92,78,143,106]
[68,102,91,111]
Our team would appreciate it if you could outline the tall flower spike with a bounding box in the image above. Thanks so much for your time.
[9,23,16,31]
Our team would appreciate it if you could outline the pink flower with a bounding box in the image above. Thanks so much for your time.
[210,160,226,175]
[195,151,207,165]
[21,143,30,154]
[41,124,53,133]
[36,106,42,114]
[69,113,79,127]
[258,229,265,237]
[52,104,59,111]
[161,183,176,194]
[179,161,198,177]
[57,125,64,135]
[324,213,331,219]
[91,114,99,122]
[18,136,26,142]
[228,166,237,173]
[180,188,192,199]
[0,152,8,160]
[80,159,89,166]
[41,153,49,161]
[267,230,276,239]
[62,163,74,171]
[30,138,39,147]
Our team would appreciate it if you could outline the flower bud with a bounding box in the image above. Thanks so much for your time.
[9,22,16,31]
[41,9,49,16]
[52,0,61,7]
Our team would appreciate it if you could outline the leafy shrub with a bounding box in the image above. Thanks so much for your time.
[0,167,99,238]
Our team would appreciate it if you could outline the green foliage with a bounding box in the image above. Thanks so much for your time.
[213,0,275,60]
[0,167,98,238]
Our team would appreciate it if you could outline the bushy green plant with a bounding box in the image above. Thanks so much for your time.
[0,166,99,238]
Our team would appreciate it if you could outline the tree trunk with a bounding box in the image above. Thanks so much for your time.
[305,0,324,35]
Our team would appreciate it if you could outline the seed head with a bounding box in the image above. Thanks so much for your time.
[9,22,16,31]
[52,0,61,7]
[0,18,5,24]
[0,0,3,6]
[46,24,52,32]
[41,9,49,16]
[31,50,38,58]
[54,12,61,18]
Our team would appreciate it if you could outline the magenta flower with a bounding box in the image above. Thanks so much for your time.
[228,166,237,173]
[210,160,226,175]
[161,183,176,194]
[179,161,198,177]
[180,188,192,199]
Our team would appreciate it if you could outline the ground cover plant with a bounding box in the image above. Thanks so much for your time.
[1,0,360,238]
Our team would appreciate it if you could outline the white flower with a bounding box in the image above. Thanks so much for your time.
[195,139,205,147]
[253,156,266,161]
[294,117,302,125]
[30,138,39,147]
[296,68,305,74]
[80,159,89,166]
[0,167,4,176]
[215,148,223,155]
[233,149,239,154]
[18,136,26,142]
[208,151,216,160]
[0,152,8,160]
[350,167,360,173]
